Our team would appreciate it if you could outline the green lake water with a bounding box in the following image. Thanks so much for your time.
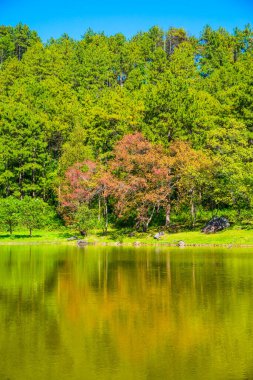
[1,245,253,380]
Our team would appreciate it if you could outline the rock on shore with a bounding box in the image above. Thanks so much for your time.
[202,217,230,234]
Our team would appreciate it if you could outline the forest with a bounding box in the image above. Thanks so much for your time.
[0,23,253,234]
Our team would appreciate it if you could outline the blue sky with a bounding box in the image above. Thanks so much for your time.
[0,0,252,41]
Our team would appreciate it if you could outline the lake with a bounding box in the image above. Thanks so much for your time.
[0,245,253,380]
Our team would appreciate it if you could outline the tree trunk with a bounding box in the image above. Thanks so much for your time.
[142,224,147,233]
[143,206,156,232]
[165,204,171,227]
[29,228,32,237]
[119,73,124,87]
[19,170,23,194]
[43,161,46,200]
[104,198,108,234]
[98,196,101,221]
[190,195,196,227]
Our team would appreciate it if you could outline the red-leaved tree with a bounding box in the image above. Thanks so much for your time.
[108,133,172,231]
[59,160,104,227]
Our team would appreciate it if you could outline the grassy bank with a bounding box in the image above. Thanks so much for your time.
[0,227,253,246]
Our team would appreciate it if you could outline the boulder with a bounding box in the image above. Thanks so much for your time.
[154,231,165,240]
[178,240,186,247]
[77,240,88,246]
[202,217,230,234]
[67,236,78,241]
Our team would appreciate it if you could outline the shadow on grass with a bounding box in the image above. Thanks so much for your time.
[95,228,150,241]
[0,234,42,239]
[57,232,76,238]
[95,229,128,241]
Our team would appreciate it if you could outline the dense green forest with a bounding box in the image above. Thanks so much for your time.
[0,23,253,233]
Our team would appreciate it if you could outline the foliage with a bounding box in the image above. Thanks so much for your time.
[19,196,49,236]
[169,140,216,226]
[0,196,20,234]
[0,23,253,231]
[73,204,101,235]
[108,133,172,230]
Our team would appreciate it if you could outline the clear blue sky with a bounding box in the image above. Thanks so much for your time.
[0,0,252,41]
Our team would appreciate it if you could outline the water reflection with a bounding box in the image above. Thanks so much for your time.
[0,246,253,379]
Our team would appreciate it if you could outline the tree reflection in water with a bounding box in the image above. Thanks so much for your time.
[0,246,253,380]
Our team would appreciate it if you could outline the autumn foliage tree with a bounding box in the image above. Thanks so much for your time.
[59,133,173,231]
[59,160,98,222]
[108,133,172,231]
[59,132,247,232]
[59,160,112,232]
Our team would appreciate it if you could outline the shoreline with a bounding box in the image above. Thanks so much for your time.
[0,240,253,248]
[0,228,253,248]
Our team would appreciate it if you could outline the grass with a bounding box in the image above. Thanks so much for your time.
[0,226,253,246]
[0,228,75,244]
